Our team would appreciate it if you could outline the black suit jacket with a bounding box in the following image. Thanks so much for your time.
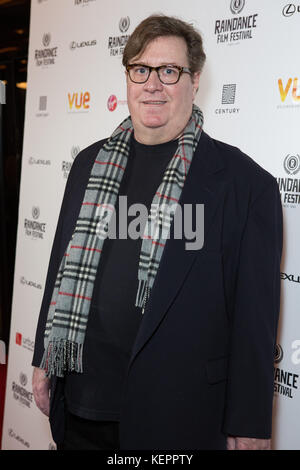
[32,131,283,449]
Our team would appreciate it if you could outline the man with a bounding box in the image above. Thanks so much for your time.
[32,15,282,450]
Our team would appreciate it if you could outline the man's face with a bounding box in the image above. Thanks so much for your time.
[126,35,200,145]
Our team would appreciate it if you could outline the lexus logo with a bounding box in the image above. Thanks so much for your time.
[230,0,245,15]
[282,4,297,16]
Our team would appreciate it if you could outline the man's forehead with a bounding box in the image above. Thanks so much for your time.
[131,36,188,65]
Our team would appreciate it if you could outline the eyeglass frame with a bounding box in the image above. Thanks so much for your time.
[126,63,192,85]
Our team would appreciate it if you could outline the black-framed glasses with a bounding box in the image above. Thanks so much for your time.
[126,64,192,85]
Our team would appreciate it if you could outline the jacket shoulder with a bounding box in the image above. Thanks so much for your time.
[202,132,276,200]
[72,138,107,168]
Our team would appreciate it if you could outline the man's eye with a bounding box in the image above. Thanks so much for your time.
[135,67,148,74]
[164,67,176,75]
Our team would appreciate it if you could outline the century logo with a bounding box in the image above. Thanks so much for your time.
[215,84,240,115]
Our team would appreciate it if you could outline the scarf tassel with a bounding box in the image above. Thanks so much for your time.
[40,340,83,378]
[136,279,151,314]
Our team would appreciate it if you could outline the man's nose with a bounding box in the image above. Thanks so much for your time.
[143,70,164,92]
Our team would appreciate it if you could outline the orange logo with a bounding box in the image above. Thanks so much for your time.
[68,91,90,110]
[278,78,300,103]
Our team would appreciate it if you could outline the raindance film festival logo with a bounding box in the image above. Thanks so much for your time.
[24,206,47,239]
[215,84,240,115]
[215,0,258,45]
[274,343,300,399]
[62,145,80,179]
[12,372,33,409]
[277,77,300,109]
[34,33,58,67]
[108,17,130,57]
[277,154,300,208]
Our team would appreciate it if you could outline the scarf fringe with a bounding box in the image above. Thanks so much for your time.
[135,279,151,313]
[41,340,83,378]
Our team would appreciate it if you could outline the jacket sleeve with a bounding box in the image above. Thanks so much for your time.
[223,177,283,439]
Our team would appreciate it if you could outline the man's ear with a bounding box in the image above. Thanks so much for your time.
[192,72,201,99]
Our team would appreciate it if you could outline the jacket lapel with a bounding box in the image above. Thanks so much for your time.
[129,132,228,367]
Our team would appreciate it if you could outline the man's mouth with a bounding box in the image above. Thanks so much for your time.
[142,100,166,105]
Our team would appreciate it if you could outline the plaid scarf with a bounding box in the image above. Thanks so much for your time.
[41,104,203,377]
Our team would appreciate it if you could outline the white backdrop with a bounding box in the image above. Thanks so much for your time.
[2,0,300,450]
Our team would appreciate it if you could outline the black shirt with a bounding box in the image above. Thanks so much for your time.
[64,135,178,421]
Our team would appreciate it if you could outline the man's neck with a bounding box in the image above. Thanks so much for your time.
[132,123,185,145]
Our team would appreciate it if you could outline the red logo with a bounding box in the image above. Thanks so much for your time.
[16,332,22,346]
[107,94,117,111]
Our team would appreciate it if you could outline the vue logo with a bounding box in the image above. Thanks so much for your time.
[68,91,90,111]
[278,78,300,103]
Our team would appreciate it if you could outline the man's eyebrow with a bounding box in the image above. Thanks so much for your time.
[129,62,179,67]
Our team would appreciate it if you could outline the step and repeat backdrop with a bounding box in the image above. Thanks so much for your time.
[2,0,300,450]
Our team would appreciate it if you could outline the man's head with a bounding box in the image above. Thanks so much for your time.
[123,15,206,76]
[123,15,206,145]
